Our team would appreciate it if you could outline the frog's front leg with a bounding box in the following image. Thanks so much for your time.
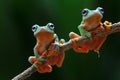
[47,34,65,58]
[54,34,65,51]
[34,47,47,62]
[69,32,89,53]
[50,34,60,51]
[78,25,92,38]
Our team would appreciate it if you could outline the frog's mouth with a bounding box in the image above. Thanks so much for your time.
[34,28,53,36]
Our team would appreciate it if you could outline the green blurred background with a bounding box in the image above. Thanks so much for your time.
[0,0,120,80]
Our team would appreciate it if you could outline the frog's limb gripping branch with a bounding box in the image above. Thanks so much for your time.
[61,21,120,51]
[12,22,120,80]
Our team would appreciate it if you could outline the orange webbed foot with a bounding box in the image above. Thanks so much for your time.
[34,61,52,73]
[47,52,65,67]
[69,32,80,47]
[37,65,52,73]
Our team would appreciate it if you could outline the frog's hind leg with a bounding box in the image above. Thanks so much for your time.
[36,62,52,73]
[55,39,65,67]
[93,36,106,52]
[29,56,52,73]
[55,52,64,67]
[47,52,65,67]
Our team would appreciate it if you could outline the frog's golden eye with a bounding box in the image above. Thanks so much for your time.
[47,23,54,30]
[32,24,39,32]
[98,7,104,14]
[82,8,89,16]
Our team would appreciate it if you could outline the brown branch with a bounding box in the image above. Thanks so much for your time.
[12,65,37,80]
[12,22,120,80]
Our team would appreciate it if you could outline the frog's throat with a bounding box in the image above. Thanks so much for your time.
[87,23,101,32]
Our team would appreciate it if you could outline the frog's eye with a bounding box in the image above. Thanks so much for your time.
[47,23,54,30]
[82,8,89,16]
[98,7,104,14]
[32,24,39,32]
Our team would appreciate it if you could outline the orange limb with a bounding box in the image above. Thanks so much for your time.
[55,52,64,67]
[92,36,106,51]
[36,62,52,73]
[36,52,65,73]
[47,52,64,67]
[69,32,89,53]
[47,38,65,67]
[28,56,52,73]
[89,24,107,51]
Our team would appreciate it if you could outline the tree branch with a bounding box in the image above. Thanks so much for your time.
[12,22,120,80]
[12,65,37,80]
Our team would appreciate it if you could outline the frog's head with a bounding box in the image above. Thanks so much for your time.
[32,23,55,36]
[81,7,104,30]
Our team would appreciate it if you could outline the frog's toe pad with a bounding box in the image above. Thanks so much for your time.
[60,39,65,43]
[28,56,37,64]
[104,21,112,27]
[103,21,112,31]
[69,32,80,38]
[69,32,74,36]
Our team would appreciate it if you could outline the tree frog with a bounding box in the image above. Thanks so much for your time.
[28,23,65,73]
[69,7,111,56]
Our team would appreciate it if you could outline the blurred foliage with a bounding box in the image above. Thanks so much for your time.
[0,0,120,80]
